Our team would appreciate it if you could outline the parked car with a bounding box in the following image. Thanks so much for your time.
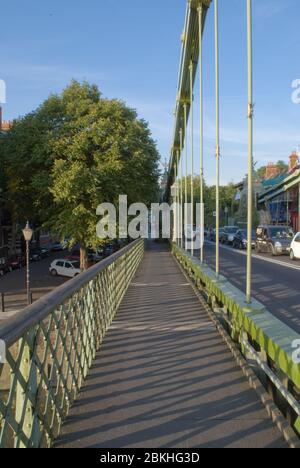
[30,248,42,262]
[30,247,50,261]
[255,225,293,256]
[40,248,51,258]
[49,260,81,278]
[103,243,115,258]
[209,228,224,242]
[0,258,10,276]
[233,229,256,250]
[92,248,105,262]
[183,225,195,241]
[65,249,95,263]
[220,226,239,245]
[7,255,26,270]
[289,232,300,260]
[50,242,65,252]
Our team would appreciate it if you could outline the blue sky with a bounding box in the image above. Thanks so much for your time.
[1,0,300,184]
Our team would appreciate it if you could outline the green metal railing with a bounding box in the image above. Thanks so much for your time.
[0,239,144,448]
[172,243,300,438]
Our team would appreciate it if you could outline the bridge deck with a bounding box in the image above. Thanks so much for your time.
[56,243,287,448]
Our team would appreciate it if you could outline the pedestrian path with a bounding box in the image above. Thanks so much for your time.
[56,242,287,448]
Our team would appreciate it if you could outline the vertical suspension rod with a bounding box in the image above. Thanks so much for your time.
[184,103,188,250]
[189,61,194,257]
[214,0,220,277]
[246,0,254,304]
[198,3,204,263]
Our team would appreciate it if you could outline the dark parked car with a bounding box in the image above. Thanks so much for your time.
[220,226,239,245]
[7,255,26,270]
[65,249,95,263]
[92,248,105,262]
[233,229,256,250]
[210,228,225,242]
[0,258,10,276]
[255,225,294,256]
[30,249,41,262]
[37,248,50,259]
[0,255,26,275]
[50,242,65,252]
[103,244,115,258]
[30,247,50,262]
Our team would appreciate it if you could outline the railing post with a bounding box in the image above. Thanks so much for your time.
[1,293,4,313]
[15,330,39,448]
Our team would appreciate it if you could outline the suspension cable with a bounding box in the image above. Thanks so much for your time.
[214,0,220,277]
[180,127,184,248]
[184,103,188,250]
[176,150,180,245]
[246,0,254,304]
[189,61,194,257]
[198,3,204,263]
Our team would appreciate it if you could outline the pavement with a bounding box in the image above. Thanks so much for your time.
[56,242,287,449]
[193,242,300,335]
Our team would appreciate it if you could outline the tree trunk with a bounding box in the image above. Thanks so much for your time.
[10,221,17,256]
[80,246,88,271]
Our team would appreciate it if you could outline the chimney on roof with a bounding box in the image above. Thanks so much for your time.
[289,151,299,172]
[265,162,280,179]
[0,107,12,132]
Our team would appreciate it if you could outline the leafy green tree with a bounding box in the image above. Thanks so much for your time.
[49,81,160,269]
[180,176,237,227]
[0,94,64,228]
[1,81,160,267]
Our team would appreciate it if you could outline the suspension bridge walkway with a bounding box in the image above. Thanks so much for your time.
[1,0,300,450]
[55,242,287,449]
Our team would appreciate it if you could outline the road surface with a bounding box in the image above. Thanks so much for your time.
[0,253,67,318]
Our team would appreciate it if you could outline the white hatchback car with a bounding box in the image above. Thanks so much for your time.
[289,233,300,260]
[50,259,81,278]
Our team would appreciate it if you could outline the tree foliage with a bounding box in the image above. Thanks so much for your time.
[181,176,237,226]
[0,95,63,225]
[1,81,160,268]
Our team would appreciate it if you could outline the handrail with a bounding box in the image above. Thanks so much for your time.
[0,239,144,448]
[0,239,142,347]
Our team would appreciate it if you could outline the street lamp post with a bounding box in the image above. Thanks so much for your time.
[22,221,33,306]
